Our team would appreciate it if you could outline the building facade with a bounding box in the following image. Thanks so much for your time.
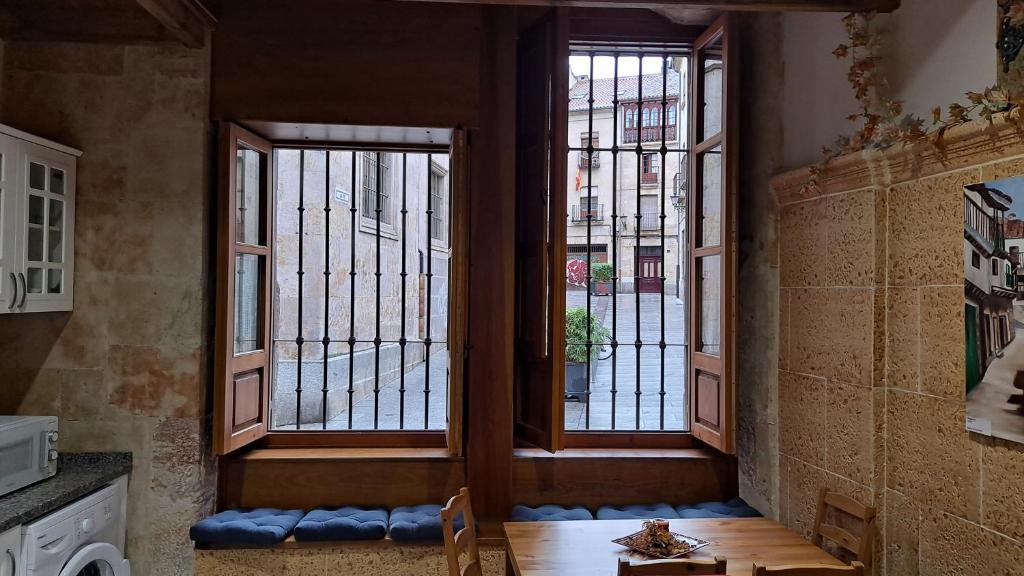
[566,63,687,296]
[271,149,450,426]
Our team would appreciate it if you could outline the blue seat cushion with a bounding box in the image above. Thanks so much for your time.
[388,504,465,542]
[510,505,594,522]
[189,508,304,547]
[676,498,761,519]
[596,503,679,520]
[293,507,389,541]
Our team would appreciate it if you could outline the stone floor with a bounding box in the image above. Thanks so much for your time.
[967,323,1024,444]
[283,291,688,432]
[295,348,450,431]
[564,290,688,431]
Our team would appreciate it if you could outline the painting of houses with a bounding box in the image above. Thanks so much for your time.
[965,176,1024,445]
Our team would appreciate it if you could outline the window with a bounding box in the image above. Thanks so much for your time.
[430,167,445,243]
[580,132,600,168]
[521,16,736,451]
[625,109,635,128]
[973,250,981,269]
[668,103,677,126]
[993,258,999,276]
[361,152,393,225]
[214,124,467,455]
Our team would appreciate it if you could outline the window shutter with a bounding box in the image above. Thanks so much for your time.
[513,7,568,452]
[214,122,274,455]
[448,128,469,457]
[688,15,737,454]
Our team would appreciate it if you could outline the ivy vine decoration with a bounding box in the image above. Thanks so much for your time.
[802,12,1024,195]
[999,0,1024,73]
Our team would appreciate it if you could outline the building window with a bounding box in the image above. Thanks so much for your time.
[973,250,981,269]
[668,104,677,126]
[430,169,445,242]
[580,132,600,168]
[993,258,1000,276]
[625,109,635,128]
[651,107,659,126]
[641,153,659,184]
[361,152,393,225]
[642,108,651,127]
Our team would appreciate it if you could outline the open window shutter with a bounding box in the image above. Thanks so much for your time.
[688,15,737,453]
[513,8,568,452]
[214,122,274,455]
[448,128,469,457]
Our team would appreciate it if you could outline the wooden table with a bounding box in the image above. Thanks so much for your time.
[503,518,843,576]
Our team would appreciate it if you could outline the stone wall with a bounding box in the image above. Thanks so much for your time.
[773,117,1024,574]
[0,40,214,576]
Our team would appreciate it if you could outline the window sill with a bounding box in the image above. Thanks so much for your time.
[235,447,461,463]
[513,447,715,460]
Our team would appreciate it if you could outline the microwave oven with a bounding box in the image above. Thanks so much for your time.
[0,416,58,498]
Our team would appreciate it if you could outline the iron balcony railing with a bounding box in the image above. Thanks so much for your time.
[624,124,678,144]
[579,152,601,169]
[572,204,605,223]
[639,211,660,231]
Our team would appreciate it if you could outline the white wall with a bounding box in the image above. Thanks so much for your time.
[782,0,997,170]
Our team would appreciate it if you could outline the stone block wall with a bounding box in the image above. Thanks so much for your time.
[0,40,214,576]
[773,117,1024,574]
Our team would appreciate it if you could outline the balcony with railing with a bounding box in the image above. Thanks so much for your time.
[571,204,605,223]
[579,152,600,169]
[965,194,1002,253]
[639,211,659,231]
[624,124,678,144]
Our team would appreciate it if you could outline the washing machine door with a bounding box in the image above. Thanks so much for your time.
[58,543,130,576]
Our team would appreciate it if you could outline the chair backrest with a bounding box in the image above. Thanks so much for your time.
[617,557,728,575]
[441,487,481,576]
[811,489,876,566]
[752,562,865,576]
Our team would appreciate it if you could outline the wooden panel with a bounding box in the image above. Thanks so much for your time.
[695,371,720,428]
[466,5,518,527]
[503,519,844,576]
[511,449,731,509]
[400,0,900,11]
[232,371,262,431]
[219,457,466,510]
[211,0,482,129]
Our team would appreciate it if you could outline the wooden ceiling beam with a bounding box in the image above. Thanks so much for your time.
[135,0,216,48]
[396,0,900,13]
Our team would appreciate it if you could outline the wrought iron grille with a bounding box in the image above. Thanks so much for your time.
[566,50,690,432]
[270,148,451,431]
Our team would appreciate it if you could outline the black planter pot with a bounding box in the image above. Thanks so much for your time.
[565,361,590,401]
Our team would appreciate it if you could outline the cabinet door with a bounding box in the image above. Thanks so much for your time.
[0,525,19,576]
[0,133,20,313]
[19,142,75,313]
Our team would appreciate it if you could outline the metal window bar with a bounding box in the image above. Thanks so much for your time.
[271,148,450,431]
[566,50,690,432]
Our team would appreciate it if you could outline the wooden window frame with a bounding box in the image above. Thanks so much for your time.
[515,13,737,453]
[214,125,469,455]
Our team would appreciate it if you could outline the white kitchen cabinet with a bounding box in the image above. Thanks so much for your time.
[0,124,80,314]
[0,525,19,576]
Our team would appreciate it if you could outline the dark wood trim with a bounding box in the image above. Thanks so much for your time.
[568,8,704,46]
[398,0,900,12]
[261,431,449,449]
[563,432,695,449]
[236,447,458,462]
[448,128,470,458]
[135,0,215,49]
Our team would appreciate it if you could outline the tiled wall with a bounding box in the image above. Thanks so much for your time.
[774,120,1024,574]
[0,40,214,576]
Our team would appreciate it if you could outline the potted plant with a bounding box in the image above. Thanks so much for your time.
[589,262,613,296]
[565,307,610,400]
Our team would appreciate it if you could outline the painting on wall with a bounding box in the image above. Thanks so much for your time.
[965,175,1024,445]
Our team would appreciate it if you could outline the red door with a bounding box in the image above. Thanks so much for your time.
[637,254,662,293]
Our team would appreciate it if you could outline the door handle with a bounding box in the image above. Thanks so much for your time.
[6,273,15,311]
[17,272,26,309]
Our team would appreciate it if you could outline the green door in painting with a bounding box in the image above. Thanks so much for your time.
[966,304,981,393]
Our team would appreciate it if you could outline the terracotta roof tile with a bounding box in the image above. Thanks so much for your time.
[568,70,682,112]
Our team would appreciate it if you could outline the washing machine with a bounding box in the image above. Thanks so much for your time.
[21,476,129,576]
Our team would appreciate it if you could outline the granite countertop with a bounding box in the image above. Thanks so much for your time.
[0,452,132,533]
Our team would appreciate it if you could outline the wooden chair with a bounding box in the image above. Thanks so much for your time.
[811,490,876,567]
[617,557,728,575]
[752,561,865,575]
[441,487,481,576]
